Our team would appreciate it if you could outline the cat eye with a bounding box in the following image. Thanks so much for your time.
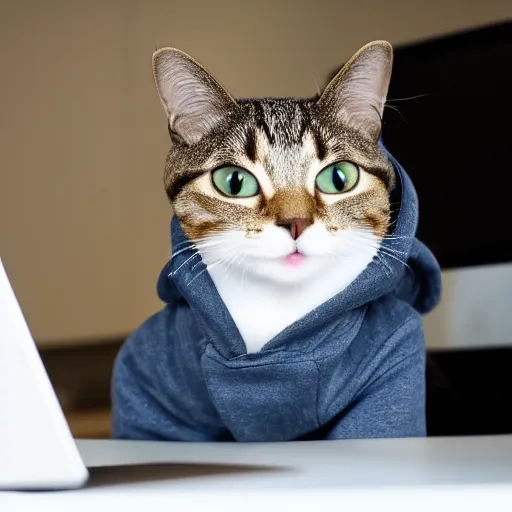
[212,166,260,198]
[315,161,359,194]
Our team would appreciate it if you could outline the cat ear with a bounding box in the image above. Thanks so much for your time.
[318,41,393,140]
[152,48,238,144]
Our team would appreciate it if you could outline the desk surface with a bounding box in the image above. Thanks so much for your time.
[3,435,512,511]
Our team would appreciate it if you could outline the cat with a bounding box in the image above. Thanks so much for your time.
[111,41,441,442]
[153,41,395,353]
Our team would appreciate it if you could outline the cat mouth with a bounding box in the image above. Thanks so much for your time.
[283,250,306,268]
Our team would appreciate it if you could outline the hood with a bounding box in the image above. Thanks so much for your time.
[156,145,441,357]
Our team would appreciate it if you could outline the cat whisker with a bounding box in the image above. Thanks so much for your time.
[384,104,407,122]
[190,259,203,271]
[387,93,428,103]
[347,233,412,272]
[381,234,412,240]
[169,239,224,268]
[197,244,239,280]
[167,244,197,276]
[331,237,385,276]
[171,251,200,276]
[359,239,410,261]
[379,244,409,255]
[375,253,393,277]
[312,76,321,97]
[194,242,224,252]
[172,240,196,250]
[377,247,411,271]
[221,253,247,293]
[374,243,409,257]
[191,233,229,244]
[223,250,242,278]
[355,228,411,248]
[355,221,408,242]
[187,268,208,286]
[186,259,225,288]
[169,245,197,262]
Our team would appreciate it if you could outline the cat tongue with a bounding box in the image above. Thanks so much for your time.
[284,252,306,268]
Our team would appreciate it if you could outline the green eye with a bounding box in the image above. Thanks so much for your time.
[212,166,260,198]
[315,161,359,194]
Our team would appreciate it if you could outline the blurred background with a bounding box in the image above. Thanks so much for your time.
[1,0,511,438]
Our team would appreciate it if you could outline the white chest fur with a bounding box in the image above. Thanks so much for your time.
[207,253,375,353]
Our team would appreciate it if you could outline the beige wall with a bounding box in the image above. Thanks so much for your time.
[1,0,510,346]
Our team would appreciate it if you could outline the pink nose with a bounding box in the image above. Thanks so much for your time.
[277,218,312,240]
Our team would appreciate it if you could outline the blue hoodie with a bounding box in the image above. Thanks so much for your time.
[111,149,441,442]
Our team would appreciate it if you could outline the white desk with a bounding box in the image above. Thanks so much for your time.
[3,435,512,511]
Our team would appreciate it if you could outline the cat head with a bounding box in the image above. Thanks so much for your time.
[153,42,395,285]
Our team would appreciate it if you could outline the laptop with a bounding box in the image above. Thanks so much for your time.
[0,258,89,490]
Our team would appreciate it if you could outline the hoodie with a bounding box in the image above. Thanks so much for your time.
[111,148,441,442]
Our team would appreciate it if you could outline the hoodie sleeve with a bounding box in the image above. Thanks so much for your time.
[324,317,426,440]
[111,306,227,441]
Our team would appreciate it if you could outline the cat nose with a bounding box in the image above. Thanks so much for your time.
[277,217,313,240]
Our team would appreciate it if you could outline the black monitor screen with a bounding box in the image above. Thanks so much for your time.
[380,21,512,269]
